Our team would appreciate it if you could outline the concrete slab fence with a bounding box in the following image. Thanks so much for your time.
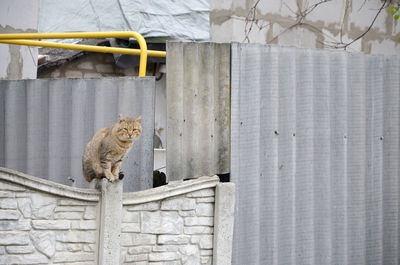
[0,167,235,265]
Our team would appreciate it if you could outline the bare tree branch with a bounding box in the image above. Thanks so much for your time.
[302,0,331,18]
[340,0,351,43]
[243,0,262,43]
[243,0,390,51]
[283,2,297,16]
[332,0,388,49]
[358,0,368,12]
[269,0,332,43]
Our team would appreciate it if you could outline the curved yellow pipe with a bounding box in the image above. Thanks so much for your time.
[0,40,166,58]
[0,31,167,77]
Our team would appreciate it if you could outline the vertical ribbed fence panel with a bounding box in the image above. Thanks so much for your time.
[231,43,400,265]
[167,42,230,181]
[0,77,155,192]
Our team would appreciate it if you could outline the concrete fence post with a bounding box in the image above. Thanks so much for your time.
[213,182,236,265]
[97,178,123,265]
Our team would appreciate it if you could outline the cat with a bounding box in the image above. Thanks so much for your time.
[82,115,142,182]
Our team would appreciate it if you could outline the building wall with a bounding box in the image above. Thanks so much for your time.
[38,53,136,79]
[0,0,39,79]
[210,0,400,56]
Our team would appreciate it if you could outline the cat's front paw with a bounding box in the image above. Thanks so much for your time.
[106,176,118,182]
[103,173,118,182]
[118,171,125,180]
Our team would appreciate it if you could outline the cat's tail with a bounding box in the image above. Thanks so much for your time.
[82,162,97,182]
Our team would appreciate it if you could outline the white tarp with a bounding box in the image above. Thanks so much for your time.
[39,0,209,41]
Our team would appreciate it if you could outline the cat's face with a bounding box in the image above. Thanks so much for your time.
[115,115,142,142]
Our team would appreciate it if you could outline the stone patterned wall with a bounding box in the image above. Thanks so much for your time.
[121,188,216,265]
[0,169,235,265]
[0,178,99,265]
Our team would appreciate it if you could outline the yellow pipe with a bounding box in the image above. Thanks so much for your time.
[0,39,166,57]
[0,31,167,77]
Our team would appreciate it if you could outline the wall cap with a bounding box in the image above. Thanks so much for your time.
[0,168,221,204]
[123,175,220,205]
[0,167,100,201]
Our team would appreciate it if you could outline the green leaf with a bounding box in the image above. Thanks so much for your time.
[395,14,400,20]
[389,6,394,12]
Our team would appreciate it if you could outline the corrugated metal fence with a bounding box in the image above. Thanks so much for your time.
[0,77,155,192]
[1,42,399,264]
[231,44,399,265]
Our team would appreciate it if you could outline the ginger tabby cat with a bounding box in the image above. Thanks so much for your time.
[82,115,142,182]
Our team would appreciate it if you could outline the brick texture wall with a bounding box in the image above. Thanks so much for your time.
[38,53,142,79]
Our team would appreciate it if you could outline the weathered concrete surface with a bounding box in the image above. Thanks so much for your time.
[213,183,235,265]
[0,167,100,201]
[97,178,123,265]
[0,0,39,79]
[167,42,231,181]
[210,0,400,56]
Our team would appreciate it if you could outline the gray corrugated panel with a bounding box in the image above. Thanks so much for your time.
[0,77,155,192]
[382,57,399,265]
[231,43,400,265]
[166,42,230,181]
[329,52,348,265]
[365,55,384,264]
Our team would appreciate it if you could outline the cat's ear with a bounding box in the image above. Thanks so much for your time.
[136,115,142,123]
[118,114,126,123]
